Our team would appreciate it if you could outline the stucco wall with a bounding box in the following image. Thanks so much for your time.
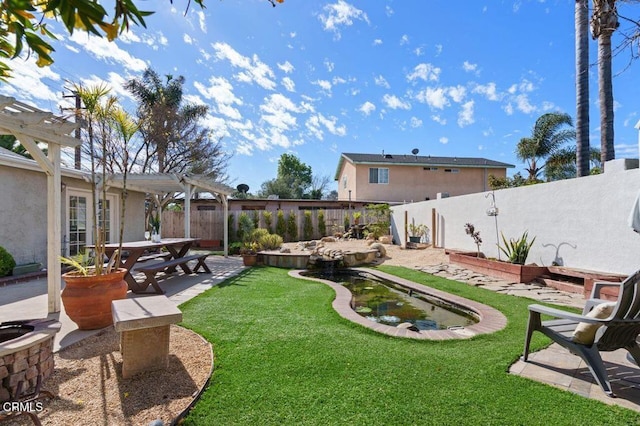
[391,159,640,275]
[337,159,507,203]
[0,165,146,268]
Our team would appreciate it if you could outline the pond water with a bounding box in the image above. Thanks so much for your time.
[305,270,478,331]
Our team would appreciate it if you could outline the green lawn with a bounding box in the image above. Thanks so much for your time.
[179,265,640,425]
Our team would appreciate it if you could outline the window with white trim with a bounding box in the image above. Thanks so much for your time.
[369,167,389,184]
[342,175,348,189]
[444,168,460,173]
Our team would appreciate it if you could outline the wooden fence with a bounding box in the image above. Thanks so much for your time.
[162,208,368,242]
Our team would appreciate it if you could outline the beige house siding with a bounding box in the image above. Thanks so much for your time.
[337,160,508,202]
[0,163,145,268]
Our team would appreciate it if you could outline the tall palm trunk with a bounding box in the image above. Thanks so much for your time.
[591,0,619,171]
[575,0,590,176]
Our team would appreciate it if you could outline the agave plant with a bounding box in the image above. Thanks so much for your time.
[499,231,536,265]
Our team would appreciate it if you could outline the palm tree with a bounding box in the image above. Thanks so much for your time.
[591,0,619,170]
[125,68,207,173]
[516,112,576,181]
[575,0,590,177]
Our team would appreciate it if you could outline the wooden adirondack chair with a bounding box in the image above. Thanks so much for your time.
[523,269,640,397]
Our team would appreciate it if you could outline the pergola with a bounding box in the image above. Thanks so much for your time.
[105,172,234,251]
[0,95,235,314]
[0,95,80,314]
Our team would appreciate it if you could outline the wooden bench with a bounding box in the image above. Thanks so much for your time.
[111,296,182,378]
[134,254,211,294]
[136,252,172,263]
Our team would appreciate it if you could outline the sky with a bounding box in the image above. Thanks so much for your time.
[2,0,640,196]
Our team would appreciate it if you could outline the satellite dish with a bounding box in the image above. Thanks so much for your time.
[411,148,419,155]
[237,183,249,193]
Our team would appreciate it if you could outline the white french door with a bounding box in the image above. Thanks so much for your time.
[66,189,118,256]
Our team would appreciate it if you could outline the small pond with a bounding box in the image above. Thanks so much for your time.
[304,270,478,331]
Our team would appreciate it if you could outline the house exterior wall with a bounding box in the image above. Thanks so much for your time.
[0,164,145,268]
[391,159,640,276]
[337,160,507,202]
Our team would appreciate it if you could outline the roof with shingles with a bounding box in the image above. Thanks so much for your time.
[334,152,515,179]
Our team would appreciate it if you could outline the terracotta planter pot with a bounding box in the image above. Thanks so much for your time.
[449,252,548,283]
[61,268,128,330]
[242,254,258,266]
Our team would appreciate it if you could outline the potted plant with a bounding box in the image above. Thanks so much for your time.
[408,223,429,243]
[240,241,259,266]
[149,212,161,242]
[450,225,547,283]
[60,84,134,330]
[365,203,391,241]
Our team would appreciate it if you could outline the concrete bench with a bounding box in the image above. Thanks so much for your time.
[134,254,211,294]
[111,296,182,378]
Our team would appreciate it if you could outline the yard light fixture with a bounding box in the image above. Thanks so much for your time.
[485,192,501,260]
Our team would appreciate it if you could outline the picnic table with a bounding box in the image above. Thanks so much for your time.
[88,238,205,294]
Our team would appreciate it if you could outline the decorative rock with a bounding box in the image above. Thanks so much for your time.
[398,322,420,332]
[279,247,291,253]
[378,235,392,244]
[320,236,336,243]
[369,242,387,257]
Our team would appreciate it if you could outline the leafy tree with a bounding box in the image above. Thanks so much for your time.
[251,211,260,229]
[286,210,298,242]
[0,134,37,158]
[317,210,327,237]
[303,211,313,241]
[237,212,254,242]
[262,211,273,233]
[258,154,312,199]
[0,0,284,80]
[516,112,576,181]
[545,146,601,180]
[488,173,531,190]
[275,210,286,240]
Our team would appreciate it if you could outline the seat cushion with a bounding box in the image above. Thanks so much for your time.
[572,302,616,345]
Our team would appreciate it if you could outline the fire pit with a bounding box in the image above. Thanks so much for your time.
[0,319,61,402]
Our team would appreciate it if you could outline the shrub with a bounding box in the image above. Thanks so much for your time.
[303,210,313,241]
[317,210,326,237]
[259,233,284,250]
[499,231,536,265]
[286,210,298,242]
[228,214,237,242]
[237,212,255,242]
[251,211,259,229]
[275,210,286,240]
[464,223,482,256]
[262,211,273,233]
[248,228,270,248]
[365,203,391,238]
[0,246,16,277]
[343,214,350,231]
[228,242,243,255]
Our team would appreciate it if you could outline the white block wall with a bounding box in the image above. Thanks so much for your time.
[391,159,640,275]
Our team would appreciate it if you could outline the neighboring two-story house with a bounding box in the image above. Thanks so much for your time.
[334,152,514,203]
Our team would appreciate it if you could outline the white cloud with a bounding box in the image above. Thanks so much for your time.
[213,42,276,90]
[473,82,500,101]
[278,61,295,74]
[434,44,443,56]
[197,11,207,33]
[414,47,424,56]
[458,101,475,127]
[385,6,394,16]
[306,113,347,140]
[400,34,410,45]
[410,117,422,128]
[290,32,297,38]
[431,115,447,125]
[416,87,449,110]
[194,76,244,120]
[318,0,369,40]
[324,59,335,72]
[439,137,449,144]
[282,77,296,92]
[199,48,211,61]
[514,94,536,113]
[314,79,333,95]
[259,93,302,132]
[373,39,383,46]
[183,34,193,44]
[504,103,514,115]
[0,56,61,104]
[407,63,441,82]
[448,85,467,103]
[462,61,478,73]
[68,32,147,72]
[358,101,376,116]
[374,75,390,89]
[382,94,411,110]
